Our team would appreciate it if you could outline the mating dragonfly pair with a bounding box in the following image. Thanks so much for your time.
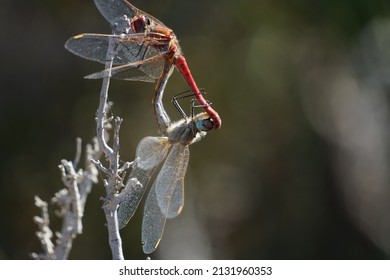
[65,0,221,254]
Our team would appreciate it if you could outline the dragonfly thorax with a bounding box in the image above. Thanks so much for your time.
[166,112,213,145]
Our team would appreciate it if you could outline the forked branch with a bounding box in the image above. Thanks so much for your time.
[32,138,100,259]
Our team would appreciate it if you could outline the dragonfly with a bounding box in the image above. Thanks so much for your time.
[117,60,214,254]
[65,0,221,129]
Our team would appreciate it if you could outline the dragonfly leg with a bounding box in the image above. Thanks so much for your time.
[172,88,208,118]
[190,97,213,119]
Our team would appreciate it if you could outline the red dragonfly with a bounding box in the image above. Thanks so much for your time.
[65,0,221,129]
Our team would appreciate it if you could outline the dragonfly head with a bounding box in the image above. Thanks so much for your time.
[193,112,214,132]
[131,15,150,33]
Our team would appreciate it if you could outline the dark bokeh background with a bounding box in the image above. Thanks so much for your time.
[1,0,390,259]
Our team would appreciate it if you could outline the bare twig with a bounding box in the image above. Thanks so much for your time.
[32,138,101,259]
[44,5,142,259]
[32,196,54,259]
[60,160,83,235]
[72,137,82,169]
[93,31,136,259]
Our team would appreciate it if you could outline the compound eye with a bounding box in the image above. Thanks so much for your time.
[196,118,214,132]
[131,16,148,33]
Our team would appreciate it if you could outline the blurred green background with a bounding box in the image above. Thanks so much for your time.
[1,0,390,259]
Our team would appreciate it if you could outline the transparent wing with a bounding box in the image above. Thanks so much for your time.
[117,136,170,229]
[160,145,189,219]
[65,33,146,64]
[93,0,167,29]
[166,173,185,219]
[85,52,166,82]
[65,33,164,81]
[142,144,189,254]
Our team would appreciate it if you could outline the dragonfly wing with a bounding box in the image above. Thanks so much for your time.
[93,0,168,30]
[142,144,189,254]
[66,33,158,64]
[117,136,170,229]
[166,184,184,219]
[66,34,124,64]
[85,51,165,82]
[141,179,165,254]
[65,33,164,81]
[165,145,189,219]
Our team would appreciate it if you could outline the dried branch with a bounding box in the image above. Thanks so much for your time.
[92,34,135,260]
[32,138,100,259]
[32,196,54,259]
[49,3,143,259]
